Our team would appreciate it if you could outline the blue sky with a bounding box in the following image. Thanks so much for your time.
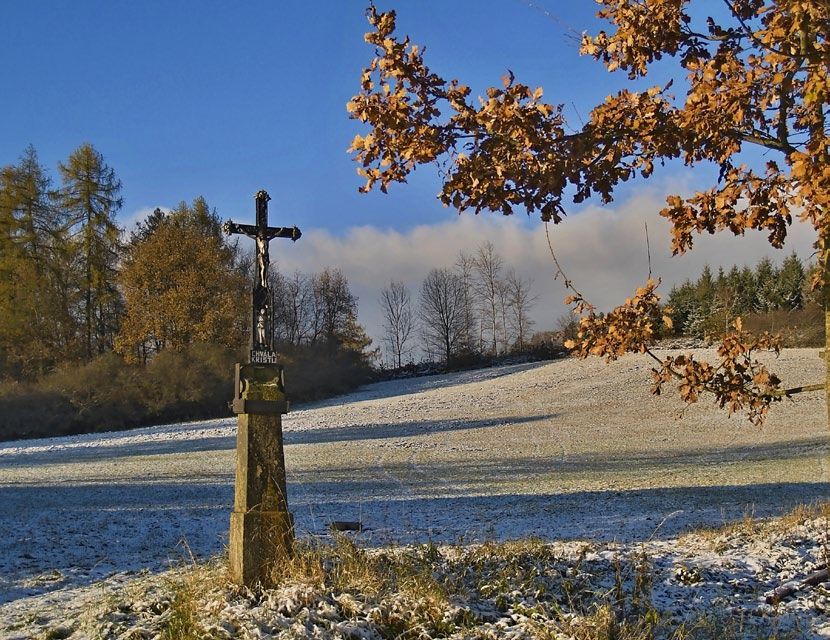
[2,2,818,358]
[3,1,607,230]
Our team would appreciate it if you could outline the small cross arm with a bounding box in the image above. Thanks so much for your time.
[223,221,302,242]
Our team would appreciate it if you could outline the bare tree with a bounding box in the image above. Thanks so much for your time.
[473,241,504,355]
[454,251,478,354]
[419,267,466,364]
[310,267,357,347]
[272,270,313,346]
[505,269,537,353]
[497,277,512,354]
[380,279,414,368]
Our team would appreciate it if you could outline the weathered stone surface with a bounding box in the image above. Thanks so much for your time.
[231,363,289,415]
[224,192,301,587]
[229,368,293,586]
[229,510,293,585]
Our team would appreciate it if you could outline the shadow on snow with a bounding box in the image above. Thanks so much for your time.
[1,474,827,605]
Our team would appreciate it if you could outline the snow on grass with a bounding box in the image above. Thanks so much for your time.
[0,350,829,637]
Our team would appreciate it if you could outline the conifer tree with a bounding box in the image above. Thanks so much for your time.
[58,143,123,359]
[755,257,781,313]
[0,147,75,376]
[778,252,806,310]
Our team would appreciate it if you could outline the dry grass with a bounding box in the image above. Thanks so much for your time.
[156,546,228,640]
[684,500,830,552]
[212,532,793,639]
[69,505,830,639]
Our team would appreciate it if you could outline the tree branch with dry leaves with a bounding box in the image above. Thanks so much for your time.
[546,225,800,426]
[349,1,830,427]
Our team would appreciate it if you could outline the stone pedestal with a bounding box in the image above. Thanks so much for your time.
[229,505,293,585]
[229,364,293,586]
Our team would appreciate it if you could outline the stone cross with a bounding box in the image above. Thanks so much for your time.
[224,189,301,361]
[223,189,301,586]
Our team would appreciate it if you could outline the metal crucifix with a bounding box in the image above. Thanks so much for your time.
[223,190,301,363]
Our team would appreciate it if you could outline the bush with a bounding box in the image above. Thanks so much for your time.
[0,346,241,442]
[528,331,570,360]
[281,343,374,403]
[0,382,75,441]
[144,343,241,422]
[0,339,379,442]
[42,352,146,434]
[740,304,825,347]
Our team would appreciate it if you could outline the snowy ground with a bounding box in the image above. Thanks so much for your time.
[1,349,829,637]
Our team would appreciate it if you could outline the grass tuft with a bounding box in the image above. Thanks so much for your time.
[60,505,830,640]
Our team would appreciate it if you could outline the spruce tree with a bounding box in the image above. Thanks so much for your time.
[754,257,781,313]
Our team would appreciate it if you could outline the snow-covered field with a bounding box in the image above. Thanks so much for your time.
[1,349,829,637]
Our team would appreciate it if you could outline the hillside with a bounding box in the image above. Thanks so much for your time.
[1,349,828,637]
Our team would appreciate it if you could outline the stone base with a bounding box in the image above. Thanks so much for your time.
[229,510,294,586]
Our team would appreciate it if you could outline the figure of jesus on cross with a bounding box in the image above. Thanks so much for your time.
[223,190,301,356]
[224,189,301,586]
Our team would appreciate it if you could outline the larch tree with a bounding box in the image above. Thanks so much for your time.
[116,197,248,363]
[59,143,124,359]
[348,1,830,426]
[0,147,76,376]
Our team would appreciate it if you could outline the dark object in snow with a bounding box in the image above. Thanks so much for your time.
[766,565,830,604]
[330,521,363,532]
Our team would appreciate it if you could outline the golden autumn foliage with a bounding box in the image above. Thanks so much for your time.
[115,198,248,363]
[349,1,830,425]
[650,319,784,424]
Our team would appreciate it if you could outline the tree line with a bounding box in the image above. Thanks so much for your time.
[379,241,537,368]
[0,144,375,440]
[1,143,546,442]
[7,137,815,440]
[0,143,123,378]
[666,253,821,343]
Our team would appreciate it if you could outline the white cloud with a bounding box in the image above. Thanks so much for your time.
[275,191,818,361]
[118,206,171,235]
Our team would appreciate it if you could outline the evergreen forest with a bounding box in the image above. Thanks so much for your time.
[665,254,823,346]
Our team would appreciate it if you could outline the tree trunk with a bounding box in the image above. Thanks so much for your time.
[824,235,829,435]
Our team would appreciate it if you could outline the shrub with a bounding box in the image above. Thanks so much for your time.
[0,382,75,441]
[0,339,387,441]
[281,343,374,403]
[144,343,240,422]
[42,353,146,433]
[740,304,824,347]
